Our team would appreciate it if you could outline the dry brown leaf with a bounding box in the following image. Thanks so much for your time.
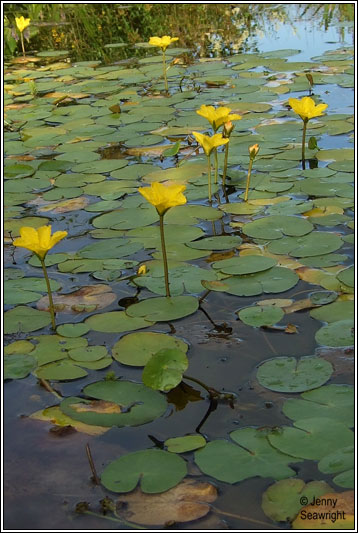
[284,323,298,334]
[125,146,167,157]
[247,196,290,206]
[283,299,315,313]
[116,479,217,526]
[259,298,293,308]
[316,346,354,376]
[292,491,354,529]
[6,154,36,161]
[30,406,108,436]
[38,197,89,213]
[36,284,116,313]
[71,400,123,414]
[205,250,236,263]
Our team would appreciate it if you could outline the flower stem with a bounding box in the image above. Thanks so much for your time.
[301,119,308,168]
[40,257,56,330]
[214,148,218,184]
[20,32,26,57]
[159,214,170,297]
[162,50,168,93]
[222,141,229,189]
[207,155,212,202]
[183,374,220,398]
[244,158,253,202]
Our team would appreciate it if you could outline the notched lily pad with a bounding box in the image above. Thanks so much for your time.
[112,332,188,366]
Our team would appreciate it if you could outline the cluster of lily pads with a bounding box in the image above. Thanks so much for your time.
[4,32,354,529]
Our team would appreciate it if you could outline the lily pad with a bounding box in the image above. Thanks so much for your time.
[282,385,354,427]
[242,215,313,240]
[101,449,187,494]
[268,417,353,460]
[195,428,299,484]
[164,435,206,454]
[315,320,354,347]
[336,266,354,288]
[212,255,276,275]
[126,296,199,322]
[238,305,284,327]
[4,354,37,380]
[257,356,333,393]
[187,235,242,250]
[267,232,343,257]
[4,306,52,334]
[60,380,167,428]
[112,332,188,366]
[310,301,354,323]
[318,446,354,488]
[142,349,188,392]
[85,311,154,333]
[56,323,90,337]
[35,360,89,381]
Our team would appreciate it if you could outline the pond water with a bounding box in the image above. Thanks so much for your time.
[4,4,354,531]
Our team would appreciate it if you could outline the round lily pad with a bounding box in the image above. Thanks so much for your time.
[267,232,343,257]
[164,435,206,454]
[101,449,187,494]
[238,305,284,327]
[85,311,155,333]
[56,323,90,337]
[4,354,37,380]
[4,306,52,333]
[142,349,188,392]
[256,356,333,393]
[35,360,89,381]
[187,235,242,250]
[242,215,313,240]
[125,296,199,322]
[112,332,188,366]
[68,345,108,362]
[336,266,354,288]
[315,320,354,347]
[212,255,276,275]
[60,380,167,427]
[310,301,354,323]
[318,446,354,478]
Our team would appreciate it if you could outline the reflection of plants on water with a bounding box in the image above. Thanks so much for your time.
[300,3,354,37]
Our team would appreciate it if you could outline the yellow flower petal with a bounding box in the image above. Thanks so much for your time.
[15,16,30,33]
[289,96,328,121]
[13,225,67,259]
[138,182,187,216]
[148,35,178,51]
[196,105,242,131]
[192,131,229,156]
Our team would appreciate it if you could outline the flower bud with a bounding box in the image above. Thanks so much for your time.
[249,143,260,159]
[137,265,147,276]
[223,120,234,138]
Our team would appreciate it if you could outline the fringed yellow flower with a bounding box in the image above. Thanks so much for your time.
[289,96,328,121]
[196,105,242,132]
[15,16,30,33]
[192,131,229,157]
[149,35,179,52]
[13,226,68,260]
[139,182,187,216]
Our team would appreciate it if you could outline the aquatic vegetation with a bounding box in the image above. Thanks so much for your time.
[244,143,260,201]
[149,35,179,93]
[15,15,30,56]
[192,132,229,201]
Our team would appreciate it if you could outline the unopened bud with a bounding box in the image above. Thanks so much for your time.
[137,264,147,276]
[223,120,234,138]
[249,143,260,159]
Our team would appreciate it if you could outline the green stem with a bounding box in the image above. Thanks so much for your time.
[162,50,168,93]
[159,214,170,297]
[244,158,253,202]
[183,374,220,397]
[214,148,218,184]
[207,155,212,202]
[40,257,56,330]
[20,32,26,57]
[301,119,308,166]
[222,141,229,189]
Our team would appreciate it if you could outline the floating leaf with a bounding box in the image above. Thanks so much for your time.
[37,284,116,313]
[142,349,188,392]
[195,428,300,484]
[60,380,167,427]
[282,385,354,427]
[336,266,354,287]
[164,435,206,454]
[187,235,242,250]
[257,356,333,393]
[126,296,198,322]
[30,405,108,436]
[315,320,354,347]
[56,323,90,337]
[238,305,284,327]
[318,445,354,487]
[310,301,354,323]
[268,418,353,460]
[242,215,313,240]
[101,449,187,493]
[262,479,332,522]
[267,232,343,257]
[4,354,37,380]
[212,255,276,275]
[112,332,188,366]
[4,306,52,333]
[85,311,154,333]
[35,360,88,381]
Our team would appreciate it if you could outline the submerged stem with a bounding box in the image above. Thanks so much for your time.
[159,214,170,297]
[40,257,56,330]
[183,374,220,397]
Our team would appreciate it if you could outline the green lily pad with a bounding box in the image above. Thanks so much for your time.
[35,360,89,381]
[336,266,354,288]
[187,235,242,250]
[4,340,34,355]
[267,200,314,216]
[315,320,354,347]
[4,354,37,380]
[85,311,154,333]
[164,435,206,454]
[4,306,52,333]
[316,148,354,162]
[60,380,167,428]
[126,296,199,322]
[92,206,157,230]
[238,305,284,327]
[68,345,108,362]
[78,238,142,259]
[242,215,313,240]
[195,428,299,484]
[268,417,353,460]
[267,232,343,257]
[101,449,187,494]
[112,332,188,366]
[212,255,276,275]
[300,254,348,268]
[318,445,354,485]
[128,225,204,248]
[142,349,188,392]
[257,356,333,393]
[310,301,354,323]
[283,385,354,427]
[261,479,333,522]
[203,266,298,296]
[56,323,90,337]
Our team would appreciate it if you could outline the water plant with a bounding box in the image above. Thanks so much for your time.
[13,226,67,329]
[244,143,260,201]
[149,35,179,93]
[192,132,229,201]
[138,182,187,297]
[15,15,30,57]
[288,96,328,166]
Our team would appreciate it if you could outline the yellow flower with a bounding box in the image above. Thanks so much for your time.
[13,226,67,260]
[15,16,30,33]
[192,131,229,157]
[223,120,234,138]
[288,96,328,121]
[149,35,179,52]
[249,143,260,159]
[138,182,187,216]
[137,265,147,276]
[196,105,242,131]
